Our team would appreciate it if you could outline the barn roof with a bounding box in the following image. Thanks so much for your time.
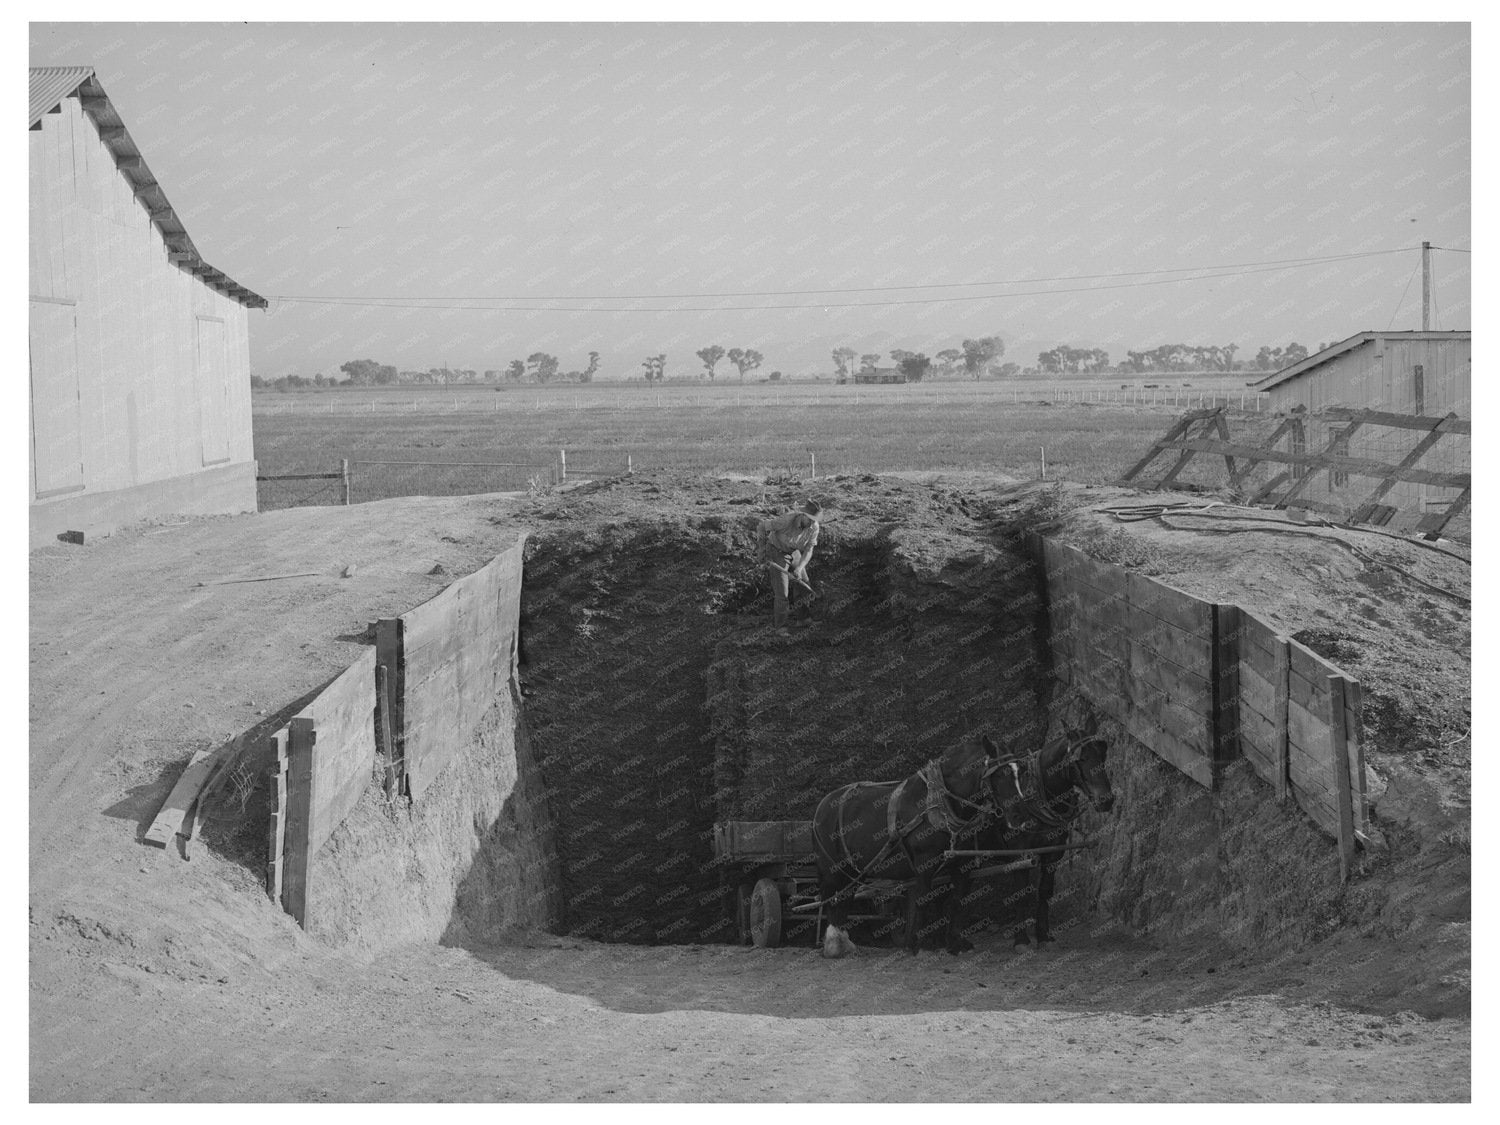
[28,66,267,309]
[1250,330,1471,391]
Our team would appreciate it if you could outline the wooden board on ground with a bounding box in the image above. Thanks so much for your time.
[144,743,230,849]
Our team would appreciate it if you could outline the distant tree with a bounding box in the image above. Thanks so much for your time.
[936,348,963,376]
[897,353,932,382]
[769,370,783,382]
[250,374,266,388]
[727,347,763,381]
[832,346,858,383]
[641,354,666,382]
[962,336,1005,379]
[889,349,914,367]
[527,352,560,383]
[340,358,397,386]
[504,360,525,382]
[697,345,726,380]
[996,362,1021,379]
[859,353,881,373]
[580,351,600,383]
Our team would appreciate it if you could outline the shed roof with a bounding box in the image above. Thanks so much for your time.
[28,66,266,309]
[1250,330,1471,391]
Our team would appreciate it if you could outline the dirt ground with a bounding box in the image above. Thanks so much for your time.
[28,473,1471,1102]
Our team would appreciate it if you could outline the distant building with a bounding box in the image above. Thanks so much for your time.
[1250,330,1470,516]
[853,367,906,384]
[29,66,266,543]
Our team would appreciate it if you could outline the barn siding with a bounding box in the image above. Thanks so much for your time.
[29,93,257,539]
[1263,334,1470,515]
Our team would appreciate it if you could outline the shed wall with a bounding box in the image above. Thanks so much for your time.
[28,94,255,536]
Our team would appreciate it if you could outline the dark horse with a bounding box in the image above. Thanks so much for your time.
[811,733,1018,955]
[985,734,1115,946]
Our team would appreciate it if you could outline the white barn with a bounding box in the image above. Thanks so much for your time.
[29,66,266,544]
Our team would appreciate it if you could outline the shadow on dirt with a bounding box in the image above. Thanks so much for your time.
[457,907,1468,1021]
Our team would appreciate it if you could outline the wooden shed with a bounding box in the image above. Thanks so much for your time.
[1249,331,1470,416]
[29,66,266,544]
[1250,330,1470,517]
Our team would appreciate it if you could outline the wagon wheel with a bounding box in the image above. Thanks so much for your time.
[749,877,783,948]
[735,883,754,945]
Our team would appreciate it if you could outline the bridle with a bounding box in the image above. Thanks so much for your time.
[1004,739,1101,831]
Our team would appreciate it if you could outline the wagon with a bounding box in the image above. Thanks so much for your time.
[712,819,1052,948]
[713,820,901,947]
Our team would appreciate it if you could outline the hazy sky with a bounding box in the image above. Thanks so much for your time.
[30,21,1471,379]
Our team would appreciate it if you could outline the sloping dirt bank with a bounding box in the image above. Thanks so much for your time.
[28,472,1469,1100]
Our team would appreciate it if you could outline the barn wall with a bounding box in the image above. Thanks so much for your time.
[28,94,256,540]
[1264,335,1470,515]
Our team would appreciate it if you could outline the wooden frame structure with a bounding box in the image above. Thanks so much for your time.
[1121,406,1470,539]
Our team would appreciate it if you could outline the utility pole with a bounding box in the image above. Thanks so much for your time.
[1421,241,1432,330]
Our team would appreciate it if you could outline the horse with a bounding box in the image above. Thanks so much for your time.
[811,733,1020,956]
[982,734,1115,947]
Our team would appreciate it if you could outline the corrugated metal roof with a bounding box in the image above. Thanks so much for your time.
[28,66,266,309]
[1251,330,1471,391]
[30,65,95,127]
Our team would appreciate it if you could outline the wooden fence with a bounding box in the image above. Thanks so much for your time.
[1122,406,1470,540]
[1039,536,1369,877]
[266,537,527,926]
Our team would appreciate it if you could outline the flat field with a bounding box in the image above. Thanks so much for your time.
[253,377,1259,506]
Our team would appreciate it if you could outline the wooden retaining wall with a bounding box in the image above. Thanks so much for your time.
[1038,535,1368,877]
[376,536,526,800]
[266,536,527,926]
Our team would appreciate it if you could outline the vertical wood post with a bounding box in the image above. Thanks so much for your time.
[558,448,567,484]
[1421,241,1431,330]
[375,618,404,799]
[265,729,289,902]
[1273,639,1291,801]
[1413,364,1425,416]
[1328,675,1356,882]
[282,717,316,926]
[627,454,633,475]
[341,458,351,505]
[375,663,397,804]
[1211,603,1242,787]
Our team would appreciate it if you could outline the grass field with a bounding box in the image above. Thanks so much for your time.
[251,378,1255,508]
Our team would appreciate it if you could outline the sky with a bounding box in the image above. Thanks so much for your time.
[28,20,1472,380]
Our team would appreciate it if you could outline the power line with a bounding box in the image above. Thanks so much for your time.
[1387,259,1420,331]
[266,246,1412,309]
[268,249,1414,314]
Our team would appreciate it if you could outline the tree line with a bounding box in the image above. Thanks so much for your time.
[250,336,1330,391]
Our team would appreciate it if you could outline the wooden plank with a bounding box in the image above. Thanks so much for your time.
[1119,706,1214,789]
[1238,705,1280,786]
[1341,676,1369,836]
[143,745,220,849]
[1229,417,1293,488]
[1288,637,1357,687]
[1127,638,1212,713]
[1211,411,1238,478]
[1128,571,1214,639]
[1237,662,1280,726]
[1328,676,1356,881]
[1122,672,1213,755]
[294,647,377,860]
[1318,407,1470,434]
[1290,774,1343,839]
[1211,603,1241,776]
[265,727,289,900]
[1273,639,1291,801]
[1350,413,1455,522]
[1420,484,1470,539]
[1120,413,1198,482]
[375,616,405,796]
[399,541,526,800]
[1288,696,1333,765]
[282,717,315,926]
[1238,611,1284,669]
